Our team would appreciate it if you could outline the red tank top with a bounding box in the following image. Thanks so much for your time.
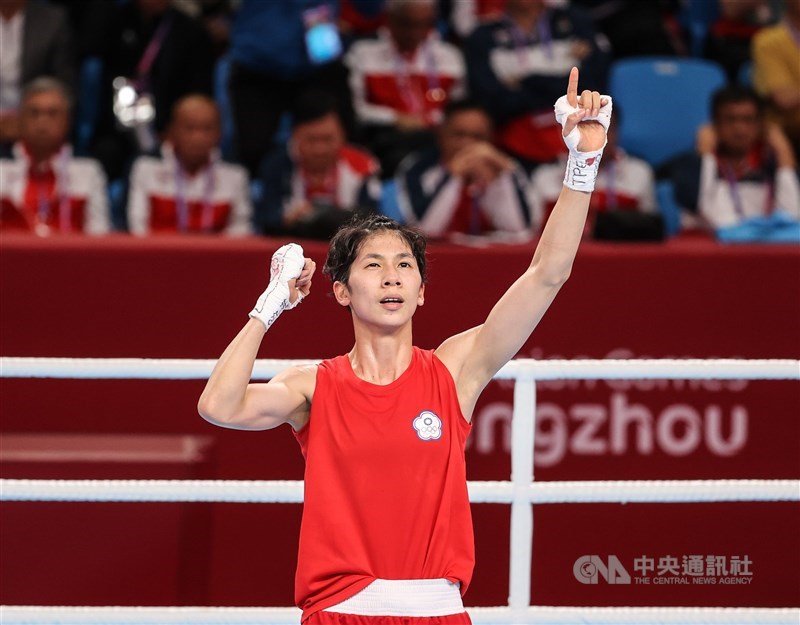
[292,347,474,621]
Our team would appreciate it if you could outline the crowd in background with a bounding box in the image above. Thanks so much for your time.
[0,0,798,241]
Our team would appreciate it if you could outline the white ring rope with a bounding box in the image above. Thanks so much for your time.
[2,478,798,504]
[3,357,798,625]
[1,357,798,380]
[1,605,798,625]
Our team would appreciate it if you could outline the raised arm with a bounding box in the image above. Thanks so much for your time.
[198,244,317,431]
[436,67,611,419]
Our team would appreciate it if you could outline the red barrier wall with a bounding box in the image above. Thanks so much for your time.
[1,234,798,609]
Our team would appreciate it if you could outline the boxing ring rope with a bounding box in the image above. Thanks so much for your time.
[1,357,799,625]
[2,356,798,380]
[2,477,798,504]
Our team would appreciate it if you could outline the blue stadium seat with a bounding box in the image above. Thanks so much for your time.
[609,57,727,168]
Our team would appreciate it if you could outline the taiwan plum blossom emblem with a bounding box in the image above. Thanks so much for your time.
[412,411,442,441]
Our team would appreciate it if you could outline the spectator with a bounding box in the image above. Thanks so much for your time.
[255,91,380,240]
[395,99,531,239]
[752,0,800,158]
[530,111,660,239]
[89,0,215,181]
[346,0,466,176]
[572,0,687,60]
[339,0,387,45]
[171,0,236,58]
[465,0,609,170]
[671,86,799,231]
[228,0,384,176]
[126,94,252,236]
[0,77,110,235]
[450,0,507,40]
[0,0,77,150]
[704,0,778,84]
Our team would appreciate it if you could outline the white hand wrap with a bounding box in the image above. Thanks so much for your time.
[553,94,613,192]
[249,243,306,330]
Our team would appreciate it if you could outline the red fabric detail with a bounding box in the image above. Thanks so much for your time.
[715,145,766,180]
[302,168,338,204]
[364,74,457,121]
[340,0,386,35]
[0,198,31,231]
[293,348,474,620]
[496,115,566,162]
[306,611,472,625]
[475,0,506,19]
[710,19,761,40]
[23,167,56,220]
[540,190,642,235]
[339,145,379,176]
[0,197,86,233]
[2,168,86,233]
[588,190,642,213]
[147,195,232,233]
[445,184,491,236]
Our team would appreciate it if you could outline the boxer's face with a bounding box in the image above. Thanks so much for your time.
[334,232,425,327]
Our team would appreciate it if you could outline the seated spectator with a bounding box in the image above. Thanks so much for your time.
[0,0,77,151]
[671,86,799,231]
[465,0,609,171]
[254,91,380,240]
[346,0,466,176]
[228,0,383,176]
[395,99,531,239]
[530,111,659,239]
[126,94,252,235]
[89,0,215,181]
[752,0,800,158]
[0,77,109,235]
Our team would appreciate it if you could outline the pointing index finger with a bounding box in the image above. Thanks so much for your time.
[567,66,579,108]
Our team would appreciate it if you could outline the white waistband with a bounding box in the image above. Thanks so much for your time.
[323,578,464,617]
